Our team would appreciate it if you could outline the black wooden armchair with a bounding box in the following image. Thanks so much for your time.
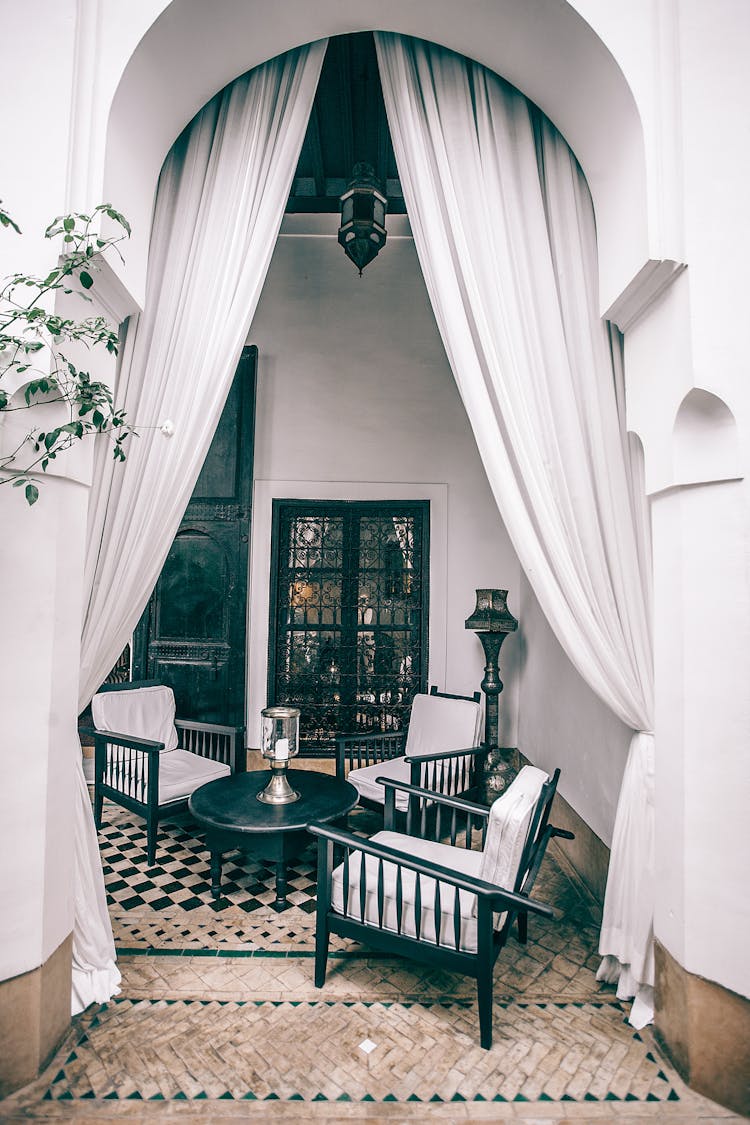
[310,765,572,1049]
[335,686,484,817]
[85,680,245,866]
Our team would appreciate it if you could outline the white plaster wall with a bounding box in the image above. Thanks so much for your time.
[0,477,85,979]
[245,217,522,748]
[516,574,632,848]
[678,0,750,444]
[0,2,85,982]
[653,479,750,1000]
[620,1,750,1000]
[1,3,76,278]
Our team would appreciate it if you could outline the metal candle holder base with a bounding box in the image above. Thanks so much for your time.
[257,762,300,805]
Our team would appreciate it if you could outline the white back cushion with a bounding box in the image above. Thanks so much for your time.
[404,692,482,759]
[92,685,179,753]
[478,765,549,891]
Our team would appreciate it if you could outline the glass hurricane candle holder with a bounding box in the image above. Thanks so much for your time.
[258,706,301,804]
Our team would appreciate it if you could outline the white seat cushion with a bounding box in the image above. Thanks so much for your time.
[331,829,484,952]
[347,756,411,810]
[92,685,179,753]
[158,749,230,804]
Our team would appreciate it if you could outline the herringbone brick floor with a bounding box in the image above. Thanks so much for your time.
[1,804,742,1122]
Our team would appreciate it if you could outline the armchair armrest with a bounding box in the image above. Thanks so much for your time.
[335,728,407,779]
[379,777,490,841]
[309,821,554,920]
[84,727,163,809]
[404,744,484,765]
[175,719,245,772]
[379,778,490,818]
[81,727,165,754]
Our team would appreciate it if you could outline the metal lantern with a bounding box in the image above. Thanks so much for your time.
[258,706,301,804]
[338,162,387,275]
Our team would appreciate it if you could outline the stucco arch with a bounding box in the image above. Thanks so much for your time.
[104,0,650,313]
[673,388,742,486]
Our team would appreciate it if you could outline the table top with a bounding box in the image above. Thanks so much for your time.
[188,769,358,835]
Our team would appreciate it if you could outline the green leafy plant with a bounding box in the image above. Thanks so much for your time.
[0,201,134,504]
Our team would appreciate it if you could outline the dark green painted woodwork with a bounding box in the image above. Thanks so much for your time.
[133,346,256,727]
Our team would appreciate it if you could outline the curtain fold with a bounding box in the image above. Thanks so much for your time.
[374,32,655,1022]
[72,40,327,1013]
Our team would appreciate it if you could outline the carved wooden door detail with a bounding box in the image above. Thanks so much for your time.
[132,346,256,727]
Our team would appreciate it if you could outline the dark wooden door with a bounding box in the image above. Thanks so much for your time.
[132,346,256,727]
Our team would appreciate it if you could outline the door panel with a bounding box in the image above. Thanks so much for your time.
[133,346,256,727]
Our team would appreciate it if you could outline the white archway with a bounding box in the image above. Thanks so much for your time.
[103,0,650,313]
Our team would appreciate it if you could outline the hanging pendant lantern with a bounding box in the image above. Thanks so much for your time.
[338,162,388,275]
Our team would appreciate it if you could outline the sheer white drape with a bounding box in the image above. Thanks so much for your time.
[72,41,327,1013]
[375,33,655,1023]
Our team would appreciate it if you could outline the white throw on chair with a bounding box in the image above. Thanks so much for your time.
[311,765,573,1049]
[336,687,484,814]
[86,681,244,865]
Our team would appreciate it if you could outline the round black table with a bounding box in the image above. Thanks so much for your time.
[188,769,358,907]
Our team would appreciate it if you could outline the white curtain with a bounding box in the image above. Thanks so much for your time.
[72,41,327,1013]
[374,33,655,1023]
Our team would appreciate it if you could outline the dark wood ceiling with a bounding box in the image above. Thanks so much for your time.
[287,32,405,214]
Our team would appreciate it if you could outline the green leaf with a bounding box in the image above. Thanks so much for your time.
[63,217,75,232]
[79,270,93,289]
[0,208,22,234]
[25,483,39,506]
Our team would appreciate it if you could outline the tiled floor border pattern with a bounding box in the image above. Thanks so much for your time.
[41,996,680,1105]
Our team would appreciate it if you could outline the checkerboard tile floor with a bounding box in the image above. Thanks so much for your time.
[100,811,319,915]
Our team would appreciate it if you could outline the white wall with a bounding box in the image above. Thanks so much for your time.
[516,576,632,848]
[0,1,86,983]
[0,477,85,980]
[616,0,750,1001]
[246,216,522,748]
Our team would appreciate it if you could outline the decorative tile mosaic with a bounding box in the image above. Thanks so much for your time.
[39,997,680,1105]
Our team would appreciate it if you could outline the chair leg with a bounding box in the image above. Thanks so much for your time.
[93,787,103,830]
[146,815,157,868]
[314,919,330,987]
[477,961,494,1050]
[517,911,528,944]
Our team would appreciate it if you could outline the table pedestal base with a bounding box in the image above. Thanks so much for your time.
[206,825,310,909]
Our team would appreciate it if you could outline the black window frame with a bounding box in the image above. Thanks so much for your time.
[267,498,430,753]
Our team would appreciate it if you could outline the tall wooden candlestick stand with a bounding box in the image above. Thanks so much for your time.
[465,588,519,796]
